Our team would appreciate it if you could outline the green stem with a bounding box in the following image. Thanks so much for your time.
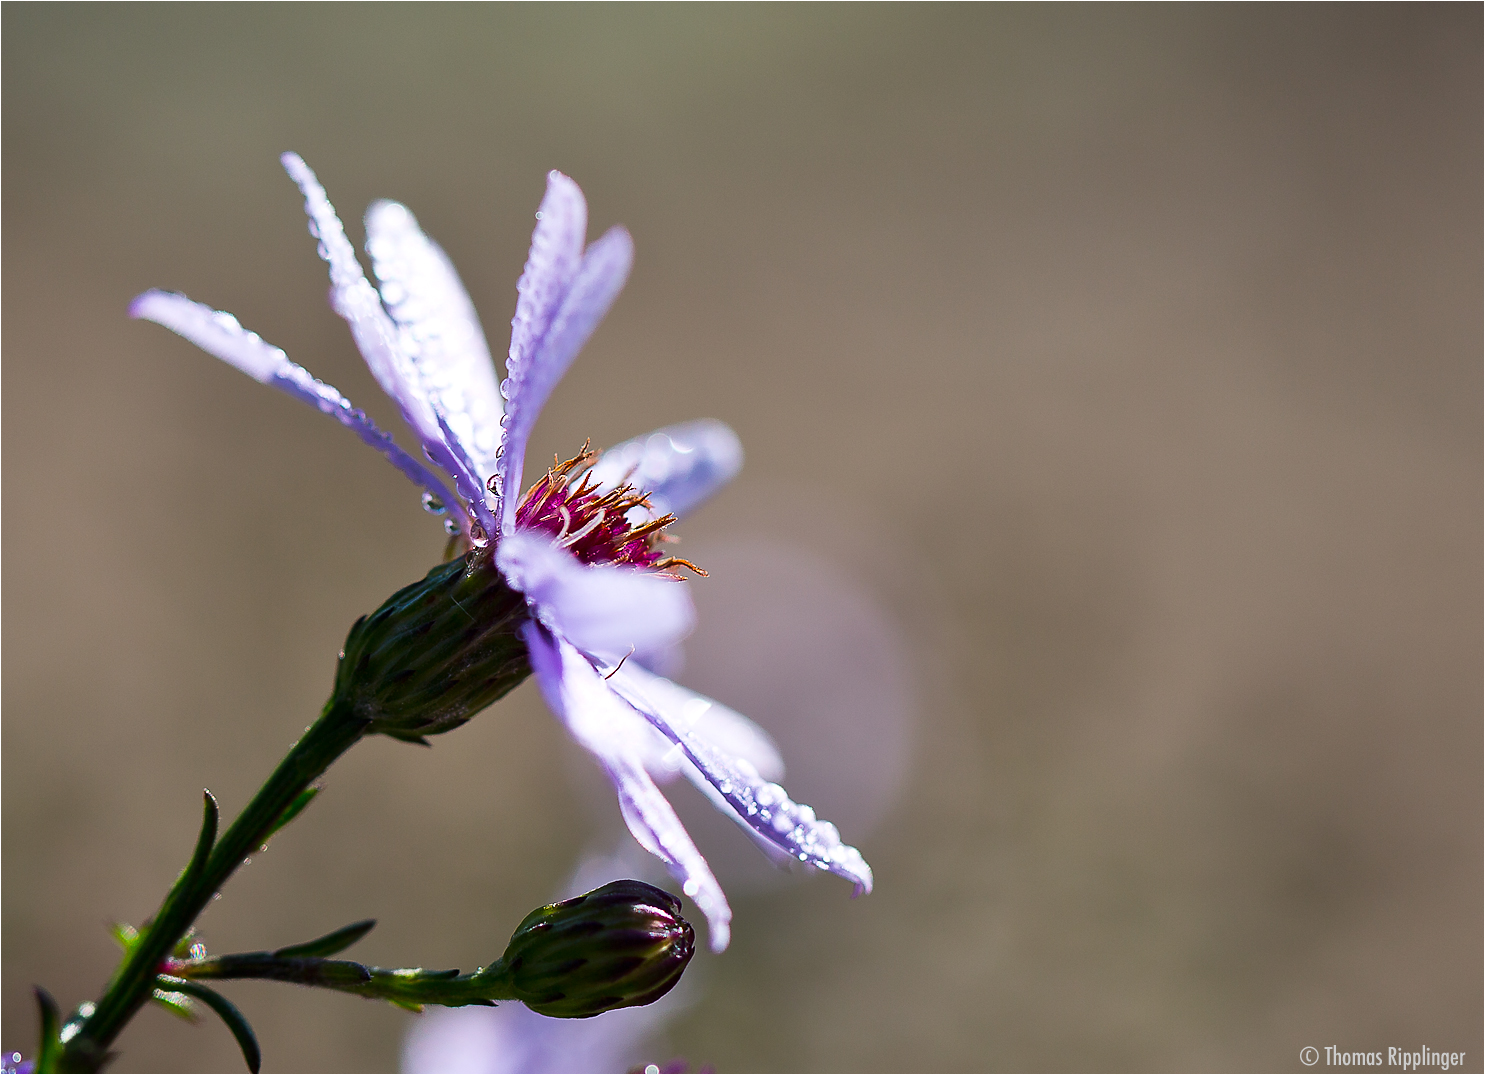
[175,953,516,1010]
[56,697,369,1072]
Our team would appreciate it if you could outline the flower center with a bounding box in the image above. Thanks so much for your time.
[511,444,703,576]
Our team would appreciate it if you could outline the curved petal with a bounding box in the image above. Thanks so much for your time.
[610,671,784,784]
[130,290,457,508]
[365,199,505,487]
[606,662,874,896]
[523,624,732,951]
[280,153,496,538]
[587,419,743,520]
[498,225,634,535]
[497,531,693,661]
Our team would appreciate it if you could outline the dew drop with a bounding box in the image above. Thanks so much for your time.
[682,879,699,897]
[755,783,785,807]
[421,492,447,515]
[444,518,461,535]
[189,942,207,960]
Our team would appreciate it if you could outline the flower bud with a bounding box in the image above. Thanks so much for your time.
[499,880,695,1018]
[333,551,531,741]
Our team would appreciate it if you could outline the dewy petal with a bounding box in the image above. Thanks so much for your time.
[280,153,496,538]
[129,290,457,507]
[495,172,587,523]
[611,671,785,784]
[505,172,588,398]
[498,225,634,536]
[497,531,693,660]
[523,623,732,951]
[364,200,505,489]
[606,662,874,896]
[587,419,744,520]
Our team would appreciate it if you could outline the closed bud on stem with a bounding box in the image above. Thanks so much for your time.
[334,551,531,741]
[497,880,695,1018]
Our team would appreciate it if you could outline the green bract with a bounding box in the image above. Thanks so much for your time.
[334,551,532,742]
[501,880,696,1018]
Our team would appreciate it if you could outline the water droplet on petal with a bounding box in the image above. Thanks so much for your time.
[421,492,447,515]
[444,518,461,535]
[682,878,699,897]
[755,783,785,807]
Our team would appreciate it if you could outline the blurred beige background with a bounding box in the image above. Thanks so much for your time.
[4,6,1480,1072]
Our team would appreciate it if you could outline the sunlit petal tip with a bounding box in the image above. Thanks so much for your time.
[606,663,874,897]
[590,418,745,520]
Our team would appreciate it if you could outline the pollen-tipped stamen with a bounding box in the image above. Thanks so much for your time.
[510,444,706,577]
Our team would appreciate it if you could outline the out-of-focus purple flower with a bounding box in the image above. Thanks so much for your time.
[130,154,871,951]
[403,987,686,1075]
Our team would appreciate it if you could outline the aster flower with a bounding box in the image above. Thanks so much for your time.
[131,153,872,951]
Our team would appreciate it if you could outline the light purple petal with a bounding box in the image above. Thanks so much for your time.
[129,290,457,507]
[618,673,784,785]
[494,173,588,521]
[497,531,693,661]
[279,153,497,538]
[587,420,743,520]
[403,991,686,1074]
[364,200,505,488]
[506,173,588,388]
[498,225,634,535]
[523,624,732,951]
[605,662,874,896]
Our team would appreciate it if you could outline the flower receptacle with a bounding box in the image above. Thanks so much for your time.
[334,552,532,741]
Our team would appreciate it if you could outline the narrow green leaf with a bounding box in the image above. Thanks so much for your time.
[266,786,319,840]
[271,918,376,959]
[156,976,260,1074]
[33,986,60,1071]
[150,987,197,1022]
[181,791,220,890]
